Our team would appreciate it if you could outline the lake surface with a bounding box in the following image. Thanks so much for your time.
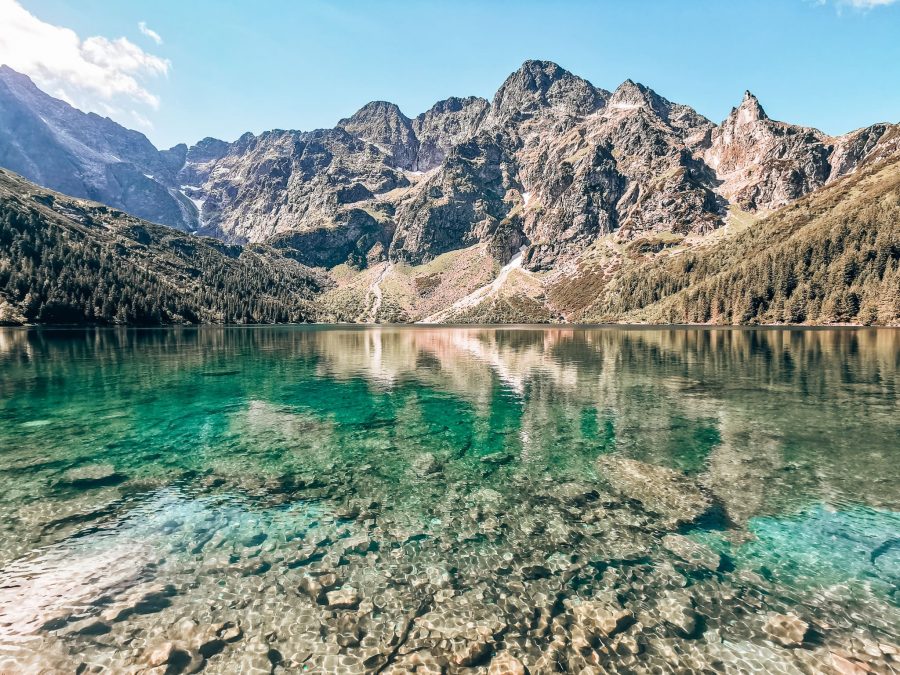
[0,326,897,673]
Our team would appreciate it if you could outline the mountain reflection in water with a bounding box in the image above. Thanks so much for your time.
[0,326,897,673]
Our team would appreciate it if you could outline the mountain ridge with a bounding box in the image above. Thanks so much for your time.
[0,60,897,326]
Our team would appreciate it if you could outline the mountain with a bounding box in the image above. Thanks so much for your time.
[0,168,326,325]
[0,60,897,326]
[0,65,198,232]
[558,141,900,325]
[164,59,896,267]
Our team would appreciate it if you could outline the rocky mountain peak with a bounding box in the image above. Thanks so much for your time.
[338,101,418,169]
[185,137,230,164]
[487,59,607,125]
[0,64,31,89]
[732,91,768,125]
[341,100,410,126]
[411,96,489,171]
[418,96,486,118]
[608,79,665,114]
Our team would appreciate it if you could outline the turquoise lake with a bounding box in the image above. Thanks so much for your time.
[0,326,897,673]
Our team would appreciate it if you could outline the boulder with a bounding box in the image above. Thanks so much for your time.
[61,463,125,488]
[657,591,700,637]
[763,613,808,647]
[326,587,361,610]
[596,456,711,528]
[411,452,442,477]
[571,599,635,639]
[662,533,721,571]
[487,651,526,674]
[452,638,492,666]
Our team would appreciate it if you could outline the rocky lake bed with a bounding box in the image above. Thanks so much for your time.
[0,326,897,673]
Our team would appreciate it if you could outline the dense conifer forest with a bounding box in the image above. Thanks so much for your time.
[0,170,327,325]
[579,155,900,326]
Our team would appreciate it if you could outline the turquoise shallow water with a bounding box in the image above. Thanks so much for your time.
[0,326,897,673]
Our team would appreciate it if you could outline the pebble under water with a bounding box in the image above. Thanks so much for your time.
[0,326,897,674]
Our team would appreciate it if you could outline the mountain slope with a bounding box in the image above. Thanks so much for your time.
[0,66,197,232]
[167,59,896,272]
[0,61,898,326]
[0,169,327,325]
[569,144,900,325]
[2,61,896,272]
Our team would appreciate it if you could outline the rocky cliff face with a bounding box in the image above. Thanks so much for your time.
[337,101,419,171]
[412,96,489,171]
[0,61,896,277]
[703,92,832,210]
[180,127,406,242]
[0,65,197,231]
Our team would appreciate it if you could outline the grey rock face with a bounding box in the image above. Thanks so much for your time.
[485,59,608,127]
[412,96,489,171]
[0,65,194,231]
[390,133,522,264]
[189,128,406,243]
[338,101,419,170]
[1,60,896,274]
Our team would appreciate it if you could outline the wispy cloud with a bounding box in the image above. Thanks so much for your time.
[844,0,898,6]
[817,0,899,9]
[0,0,169,125]
[138,21,163,46]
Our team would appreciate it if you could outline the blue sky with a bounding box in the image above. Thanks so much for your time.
[3,0,899,148]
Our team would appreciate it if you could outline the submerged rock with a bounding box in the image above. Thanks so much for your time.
[657,591,700,638]
[596,456,711,528]
[61,463,125,488]
[452,638,492,666]
[487,652,526,675]
[411,452,442,477]
[571,598,635,646]
[146,641,177,667]
[326,587,361,610]
[662,533,721,571]
[764,613,808,647]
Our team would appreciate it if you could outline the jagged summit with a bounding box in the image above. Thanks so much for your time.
[415,95,488,119]
[487,59,607,124]
[411,96,489,171]
[732,90,768,124]
[340,100,412,125]
[608,79,664,112]
[338,100,418,170]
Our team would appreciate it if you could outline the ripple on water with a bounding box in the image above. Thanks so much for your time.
[0,326,897,672]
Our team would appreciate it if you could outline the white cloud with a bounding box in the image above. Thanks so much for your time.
[0,0,169,120]
[138,21,163,46]
[128,109,154,132]
[818,0,899,8]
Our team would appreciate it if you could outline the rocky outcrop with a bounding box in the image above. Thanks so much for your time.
[412,96,489,171]
[704,91,832,211]
[1,60,896,277]
[0,65,195,231]
[268,207,392,268]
